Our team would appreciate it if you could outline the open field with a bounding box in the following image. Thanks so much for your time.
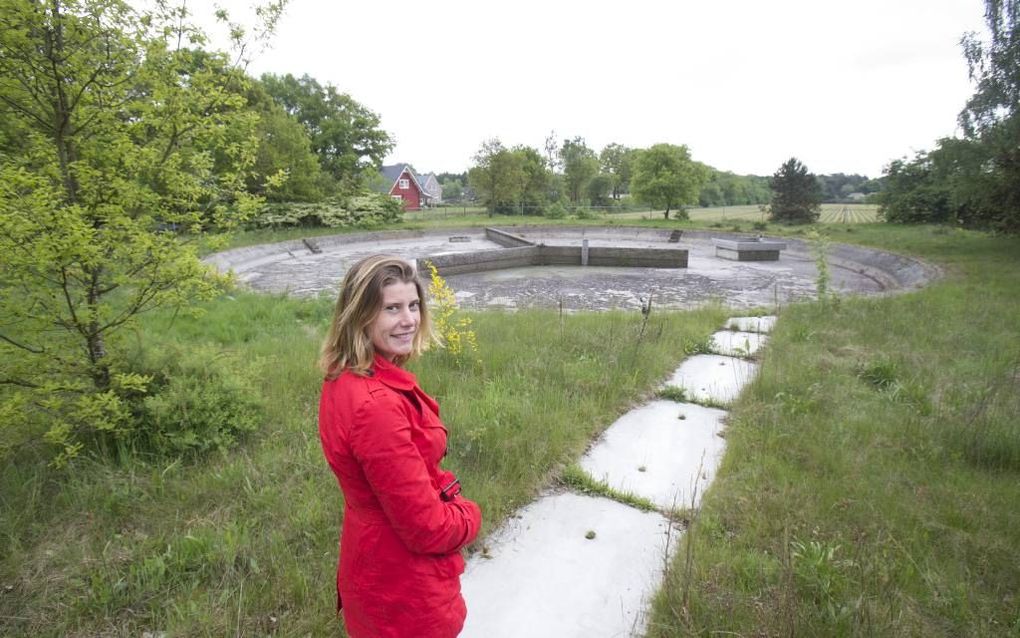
[611,203,880,224]
[3,221,1016,636]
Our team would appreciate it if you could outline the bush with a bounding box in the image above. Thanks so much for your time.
[130,345,264,456]
[13,344,266,466]
[544,201,568,219]
[250,192,401,229]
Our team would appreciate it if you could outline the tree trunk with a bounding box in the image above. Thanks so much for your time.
[663,206,671,220]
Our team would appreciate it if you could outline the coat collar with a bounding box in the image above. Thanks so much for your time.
[370,354,417,391]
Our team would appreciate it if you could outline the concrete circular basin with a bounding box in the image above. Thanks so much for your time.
[204,226,938,311]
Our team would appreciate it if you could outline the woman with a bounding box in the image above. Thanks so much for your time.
[318,255,482,638]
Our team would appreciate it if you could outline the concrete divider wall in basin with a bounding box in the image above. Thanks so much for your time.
[484,227,535,248]
[588,246,688,268]
[418,247,540,276]
[420,244,689,276]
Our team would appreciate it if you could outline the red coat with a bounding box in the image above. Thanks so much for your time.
[319,355,482,638]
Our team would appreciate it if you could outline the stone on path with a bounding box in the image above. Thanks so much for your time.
[664,354,759,406]
[710,329,768,356]
[460,492,672,638]
[579,401,727,509]
[725,315,776,333]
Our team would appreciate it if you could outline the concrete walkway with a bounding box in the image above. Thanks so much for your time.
[459,316,776,638]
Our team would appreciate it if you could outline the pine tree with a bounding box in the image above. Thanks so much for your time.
[770,158,822,224]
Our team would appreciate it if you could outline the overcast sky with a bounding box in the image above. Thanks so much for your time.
[205,0,987,178]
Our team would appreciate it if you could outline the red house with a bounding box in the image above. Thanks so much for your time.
[380,164,426,211]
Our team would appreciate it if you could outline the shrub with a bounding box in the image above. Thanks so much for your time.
[544,201,568,219]
[132,345,264,456]
[250,192,401,229]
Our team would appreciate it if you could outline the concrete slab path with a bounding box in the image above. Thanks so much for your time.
[460,492,669,638]
[460,316,778,637]
[579,401,727,509]
[663,354,759,406]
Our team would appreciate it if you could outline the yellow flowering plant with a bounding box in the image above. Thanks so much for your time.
[425,261,479,361]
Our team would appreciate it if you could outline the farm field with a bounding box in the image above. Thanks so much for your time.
[612,203,880,224]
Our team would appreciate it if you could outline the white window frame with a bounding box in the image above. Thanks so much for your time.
[398,178,409,189]
[391,195,403,201]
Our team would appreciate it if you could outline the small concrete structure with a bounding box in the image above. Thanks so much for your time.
[579,401,728,509]
[664,354,759,405]
[710,330,768,357]
[713,237,787,261]
[460,492,670,638]
[726,316,777,333]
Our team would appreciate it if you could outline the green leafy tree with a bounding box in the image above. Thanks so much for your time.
[441,178,464,202]
[770,158,822,224]
[630,144,708,219]
[468,138,522,214]
[599,143,636,199]
[245,79,327,201]
[261,73,393,188]
[0,0,273,462]
[559,137,599,203]
[510,145,550,212]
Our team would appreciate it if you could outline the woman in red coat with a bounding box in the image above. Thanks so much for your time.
[318,255,482,637]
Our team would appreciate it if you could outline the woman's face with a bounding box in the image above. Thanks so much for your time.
[368,281,420,361]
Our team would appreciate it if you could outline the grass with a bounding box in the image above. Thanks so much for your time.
[647,225,1020,637]
[0,291,727,635]
[3,219,1017,636]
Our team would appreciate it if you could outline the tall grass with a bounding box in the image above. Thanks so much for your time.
[0,290,727,635]
[648,225,1020,637]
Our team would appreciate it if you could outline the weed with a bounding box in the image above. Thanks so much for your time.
[559,465,658,512]
[658,385,688,402]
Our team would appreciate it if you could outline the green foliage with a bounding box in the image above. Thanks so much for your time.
[560,137,600,203]
[244,79,330,202]
[698,168,772,207]
[468,138,551,214]
[251,192,401,228]
[599,143,637,199]
[0,0,260,401]
[630,143,709,219]
[770,157,822,224]
[559,464,658,512]
[657,385,688,402]
[260,72,394,188]
[543,201,568,219]
[131,344,263,456]
[879,1,1020,232]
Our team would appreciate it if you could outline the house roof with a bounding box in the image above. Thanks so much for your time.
[380,164,425,193]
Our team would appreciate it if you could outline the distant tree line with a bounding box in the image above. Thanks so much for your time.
[458,135,884,216]
[878,0,1019,232]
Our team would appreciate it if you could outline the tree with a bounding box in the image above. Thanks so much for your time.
[245,79,327,201]
[630,144,708,219]
[510,145,551,212]
[468,138,522,214]
[261,73,393,188]
[599,143,636,199]
[441,179,463,202]
[958,0,1020,231]
[0,0,274,461]
[559,137,599,203]
[769,158,822,224]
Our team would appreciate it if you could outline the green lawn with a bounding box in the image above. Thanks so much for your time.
[1,221,1015,636]
[648,225,1020,637]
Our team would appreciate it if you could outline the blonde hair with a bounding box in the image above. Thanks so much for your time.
[319,255,435,379]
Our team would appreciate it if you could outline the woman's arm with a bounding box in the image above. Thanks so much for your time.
[350,395,481,555]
